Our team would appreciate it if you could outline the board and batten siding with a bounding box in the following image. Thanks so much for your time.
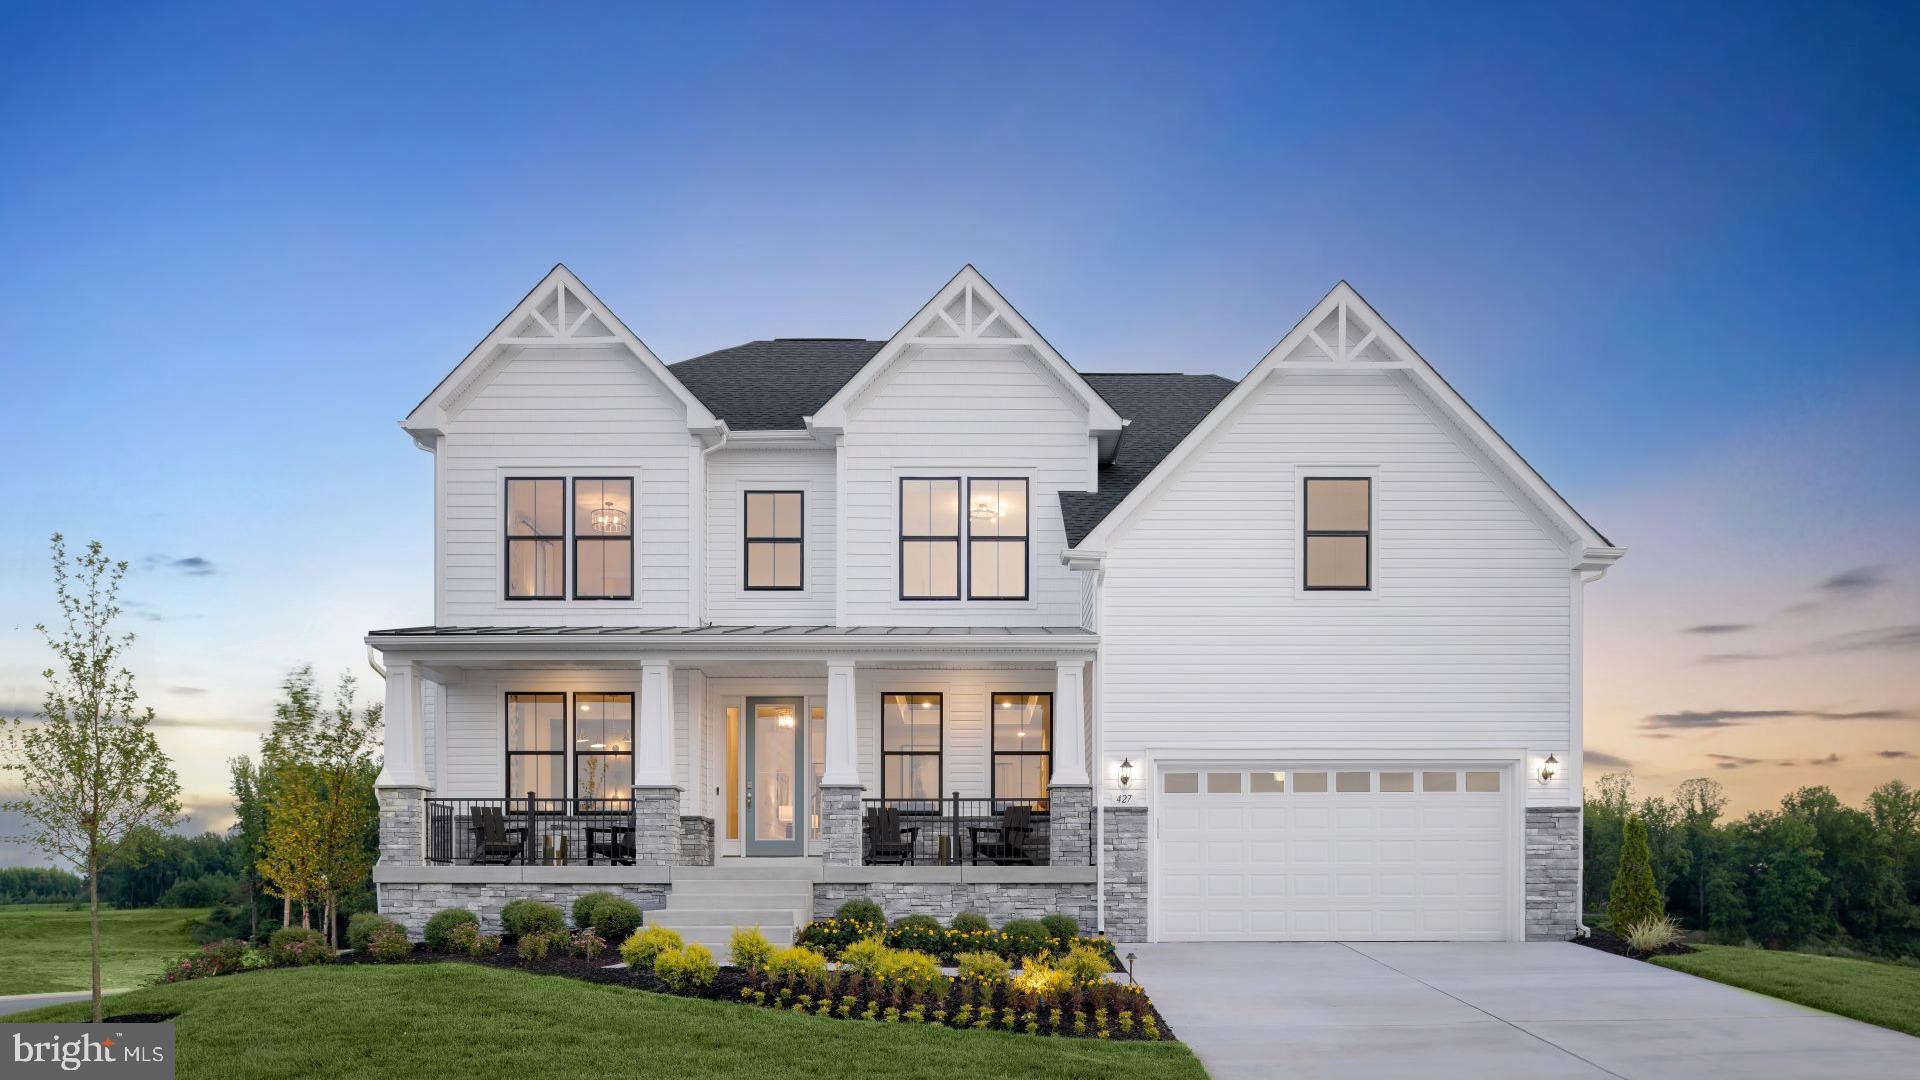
[836,344,1097,626]
[703,445,836,624]
[1096,369,1579,807]
[436,343,693,626]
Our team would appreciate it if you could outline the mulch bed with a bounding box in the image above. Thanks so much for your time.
[97,1013,180,1024]
[1572,926,1695,960]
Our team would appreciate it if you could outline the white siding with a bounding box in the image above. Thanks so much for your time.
[837,344,1096,626]
[433,668,690,799]
[436,344,693,626]
[1097,369,1577,807]
[703,446,836,624]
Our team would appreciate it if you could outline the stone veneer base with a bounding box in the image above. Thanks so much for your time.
[377,881,667,937]
[812,883,1096,926]
[1525,805,1582,940]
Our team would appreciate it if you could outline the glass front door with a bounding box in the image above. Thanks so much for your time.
[744,697,805,856]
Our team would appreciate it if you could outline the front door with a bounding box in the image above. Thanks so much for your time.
[744,697,806,856]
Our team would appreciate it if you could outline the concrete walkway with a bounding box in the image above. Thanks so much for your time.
[1128,941,1918,1079]
[0,990,128,1017]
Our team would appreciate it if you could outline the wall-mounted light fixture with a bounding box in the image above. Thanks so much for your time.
[1538,753,1560,785]
[1118,758,1134,788]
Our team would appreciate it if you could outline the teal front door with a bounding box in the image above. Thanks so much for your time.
[744,697,806,856]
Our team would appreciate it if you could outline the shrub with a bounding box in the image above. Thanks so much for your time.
[1040,914,1079,949]
[368,925,411,963]
[590,897,644,946]
[570,929,607,960]
[654,943,718,992]
[500,899,566,938]
[874,947,946,996]
[765,945,829,982]
[954,950,1011,985]
[885,914,946,955]
[1624,914,1684,954]
[518,931,553,962]
[572,890,618,929]
[620,925,683,970]
[347,912,401,952]
[470,932,502,957]
[796,918,870,957]
[950,911,990,934]
[833,898,885,928]
[153,938,254,984]
[1057,942,1110,987]
[444,922,480,954]
[267,927,336,967]
[729,926,775,974]
[1075,935,1119,967]
[424,907,479,951]
[1011,953,1069,996]
[839,936,890,977]
[999,919,1050,959]
[1608,814,1664,933]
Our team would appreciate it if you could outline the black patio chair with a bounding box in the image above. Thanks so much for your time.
[586,822,636,866]
[468,805,528,865]
[969,805,1036,866]
[864,806,921,866]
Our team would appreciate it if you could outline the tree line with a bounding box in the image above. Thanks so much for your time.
[1585,774,1920,957]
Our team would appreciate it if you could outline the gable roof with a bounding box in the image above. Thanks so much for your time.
[1062,373,1239,546]
[669,339,882,430]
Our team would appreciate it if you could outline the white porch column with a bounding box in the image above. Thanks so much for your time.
[635,659,677,788]
[1050,660,1090,786]
[375,658,428,789]
[822,661,861,787]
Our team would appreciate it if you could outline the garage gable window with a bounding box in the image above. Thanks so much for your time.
[1303,477,1371,590]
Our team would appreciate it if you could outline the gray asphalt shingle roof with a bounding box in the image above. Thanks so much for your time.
[1065,373,1239,546]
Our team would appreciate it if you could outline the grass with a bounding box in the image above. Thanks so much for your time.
[0,903,209,995]
[16,963,1209,1080]
[1652,943,1920,1037]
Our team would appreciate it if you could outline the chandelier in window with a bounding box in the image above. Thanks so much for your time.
[970,498,997,522]
[589,499,628,534]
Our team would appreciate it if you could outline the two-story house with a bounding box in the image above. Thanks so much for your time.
[368,265,1621,948]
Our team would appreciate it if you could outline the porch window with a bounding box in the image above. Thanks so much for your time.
[1303,477,1371,590]
[990,692,1051,804]
[881,693,942,800]
[899,478,960,599]
[573,477,634,600]
[504,478,566,600]
[967,479,1028,600]
[744,491,804,590]
[573,692,633,807]
[505,693,566,799]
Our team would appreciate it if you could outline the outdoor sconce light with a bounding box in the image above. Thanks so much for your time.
[1118,758,1134,788]
[1539,754,1560,785]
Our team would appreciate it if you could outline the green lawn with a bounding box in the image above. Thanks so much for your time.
[1652,944,1920,1037]
[0,904,208,995]
[17,963,1208,1080]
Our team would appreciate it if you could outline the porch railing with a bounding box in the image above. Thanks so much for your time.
[861,794,1090,867]
[425,795,636,866]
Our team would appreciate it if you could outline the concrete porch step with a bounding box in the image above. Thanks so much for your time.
[653,906,802,927]
[646,922,797,951]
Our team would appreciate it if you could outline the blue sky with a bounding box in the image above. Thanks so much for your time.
[2,1,1915,854]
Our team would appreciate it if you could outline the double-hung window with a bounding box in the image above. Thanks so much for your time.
[505,477,633,600]
[898,476,1029,600]
[1302,477,1371,590]
[967,478,1028,599]
[573,478,634,600]
[505,479,566,600]
[572,692,634,807]
[744,491,804,590]
[880,693,942,800]
[990,692,1050,805]
[899,479,961,600]
[505,692,566,800]
[506,691,635,805]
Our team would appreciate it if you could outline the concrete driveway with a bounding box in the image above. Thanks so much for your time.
[1127,941,1917,1079]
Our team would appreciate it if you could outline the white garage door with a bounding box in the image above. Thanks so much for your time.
[1154,765,1513,941]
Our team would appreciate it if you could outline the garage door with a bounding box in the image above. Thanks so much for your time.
[1154,765,1512,941]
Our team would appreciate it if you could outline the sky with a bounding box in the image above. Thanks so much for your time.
[1,1,1915,864]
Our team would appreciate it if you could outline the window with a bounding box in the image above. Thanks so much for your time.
[1422,771,1457,792]
[880,693,942,800]
[967,478,1028,599]
[1207,772,1242,793]
[1293,771,1329,792]
[900,479,960,599]
[991,693,1051,803]
[505,693,566,799]
[572,693,633,807]
[1162,772,1199,794]
[744,491,804,590]
[571,478,633,600]
[1380,771,1415,792]
[505,479,566,599]
[1303,477,1371,590]
[1336,771,1372,793]
[1250,772,1286,793]
[1465,770,1502,792]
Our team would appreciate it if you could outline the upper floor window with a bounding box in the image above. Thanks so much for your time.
[744,491,804,590]
[1303,477,1370,590]
[881,692,942,800]
[991,692,1050,804]
[899,478,961,600]
[967,478,1028,600]
[573,478,634,600]
[505,478,566,600]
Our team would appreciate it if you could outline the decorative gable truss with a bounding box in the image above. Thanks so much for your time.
[402,264,719,448]
[910,279,1022,341]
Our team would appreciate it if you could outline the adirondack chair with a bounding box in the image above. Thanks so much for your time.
[586,822,636,866]
[968,805,1036,866]
[468,805,529,865]
[864,805,921,865]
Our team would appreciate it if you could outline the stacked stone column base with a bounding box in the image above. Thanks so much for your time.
[1526,806,1581,939]
[1047,785,1092,866]
[820,785,865,866]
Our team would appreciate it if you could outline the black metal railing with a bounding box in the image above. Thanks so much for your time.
[425,794,635,866]
[860,793,1090,867]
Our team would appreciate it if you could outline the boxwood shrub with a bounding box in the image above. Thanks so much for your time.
[885,914,946,955]
[346,912,401,952]
[267,927,335,966]
[1040,913,1079,950]
[999,919,1050,960]
[950,911,990,933]
[833,898,884,928]
[500,898,565,937]
[424,907,479,951]
[571,890,618,929]
[589,896,643,945]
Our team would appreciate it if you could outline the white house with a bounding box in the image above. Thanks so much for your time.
[368,265,1621,947]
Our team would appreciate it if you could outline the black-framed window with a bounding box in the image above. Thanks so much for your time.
[505,692,566,799]
[1303,477,1371,590]
[967,478,1029,600]
[504,478,566,600]
[744,490,804,590]
[573,692,634,807]
[991,692,1050,805]
[880,693,942,800]
[573,477,634,600]
[899,479,960,599]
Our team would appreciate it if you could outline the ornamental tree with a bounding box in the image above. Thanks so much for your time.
[1607,812,1664,934]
